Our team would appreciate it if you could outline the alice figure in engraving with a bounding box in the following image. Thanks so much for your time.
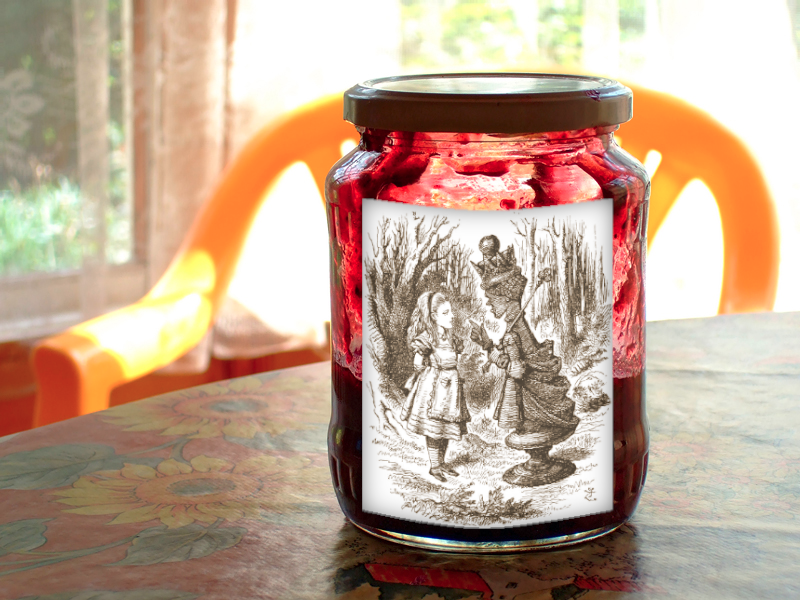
[401,291,470,482]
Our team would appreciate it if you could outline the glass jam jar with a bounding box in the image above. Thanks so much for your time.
[326,74,649,551]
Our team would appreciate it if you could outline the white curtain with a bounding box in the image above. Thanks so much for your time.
[140,0,229,372]
[163,0,403,372]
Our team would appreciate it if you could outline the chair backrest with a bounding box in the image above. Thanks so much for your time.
[618,84,779,314]
[30,86,779,428]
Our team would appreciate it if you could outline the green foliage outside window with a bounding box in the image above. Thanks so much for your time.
[440,3,528,67]
[0,0,130,276]
[401,0,586,71]
[537,0,583,68]
[400,0,648,72]
[0,179,82,275]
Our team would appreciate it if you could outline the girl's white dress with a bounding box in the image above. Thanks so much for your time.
[400,331,470,440]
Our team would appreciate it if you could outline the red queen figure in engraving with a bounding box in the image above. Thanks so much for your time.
[401,291,470,483]
[470,235,581,487]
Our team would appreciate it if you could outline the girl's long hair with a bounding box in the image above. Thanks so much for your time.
[407,291,450,348]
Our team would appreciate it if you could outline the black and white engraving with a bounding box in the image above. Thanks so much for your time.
[362,198,614,528]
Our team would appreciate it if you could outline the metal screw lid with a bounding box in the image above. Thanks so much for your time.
[344,73,632,134]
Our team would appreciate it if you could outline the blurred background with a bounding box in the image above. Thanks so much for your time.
[0,1,799,427]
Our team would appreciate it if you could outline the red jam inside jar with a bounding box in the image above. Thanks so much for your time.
[326,74,649,551]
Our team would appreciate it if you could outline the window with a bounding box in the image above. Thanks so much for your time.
[0,0,143,341]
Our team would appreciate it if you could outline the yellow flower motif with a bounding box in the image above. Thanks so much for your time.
[103,375,329,438]
[51,454,328,528]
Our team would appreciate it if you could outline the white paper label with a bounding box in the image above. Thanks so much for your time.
[362,198,614,528]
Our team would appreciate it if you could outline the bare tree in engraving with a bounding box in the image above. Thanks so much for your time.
[513,217,610,375]
[512,219,540,325]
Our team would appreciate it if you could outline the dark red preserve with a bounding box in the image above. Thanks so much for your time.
[326,74,649,551]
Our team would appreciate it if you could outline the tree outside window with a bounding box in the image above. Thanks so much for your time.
[0,0,130,277]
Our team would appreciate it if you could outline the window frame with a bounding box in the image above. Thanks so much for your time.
[0,0,150,343]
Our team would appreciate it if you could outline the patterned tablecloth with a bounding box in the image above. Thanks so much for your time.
[1,312,799,600]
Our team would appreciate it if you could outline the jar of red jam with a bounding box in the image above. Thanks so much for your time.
[326,74,649,551]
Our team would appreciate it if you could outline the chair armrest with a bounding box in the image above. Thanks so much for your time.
[32,293,212,426]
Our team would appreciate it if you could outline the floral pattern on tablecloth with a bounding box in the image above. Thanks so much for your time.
[0,312,799,599]
[102,374,331,440]
[51,454,326,528]
[0,368,332,598]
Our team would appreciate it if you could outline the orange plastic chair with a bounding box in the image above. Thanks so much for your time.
[618,83,779,314]
[31,85,780,427]
[31,94,357,427]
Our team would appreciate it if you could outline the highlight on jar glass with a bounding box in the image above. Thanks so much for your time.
[325,73,650,552]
